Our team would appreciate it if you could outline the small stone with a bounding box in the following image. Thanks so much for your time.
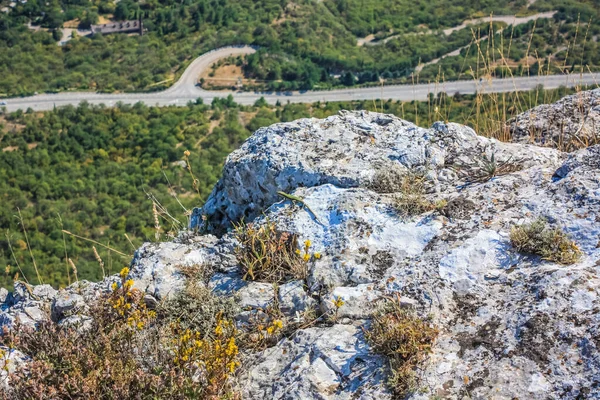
[278,280,315,316]
[143,294,159,309]
[209,273,247,295]
[321,285,382,319]
[238,282,274,310]
[0,288,9,304]
[58,315,93,332]
[52,292,85,321]
[32,284,58,301]
[23,306,46,323]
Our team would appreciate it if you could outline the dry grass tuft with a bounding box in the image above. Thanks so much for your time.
[467,153,523,183]
[365,296,438,397]
[510,218,582,265]
[233,220,309,283]
[388,172,444,217]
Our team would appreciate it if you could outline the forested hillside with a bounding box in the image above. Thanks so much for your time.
[0,86,580,289]
[0,0,598,96]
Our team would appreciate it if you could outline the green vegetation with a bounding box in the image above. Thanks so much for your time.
[0,85,587,289]
[510,217,582,264]
[0,98,250,288]
[365,295,439,397]
[0,0,598,95]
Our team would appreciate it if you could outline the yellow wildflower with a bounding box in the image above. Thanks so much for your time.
[119,267,130,279]
[227,361,237,373]
[111,282,118,291]
[304,240,311,248]
[303,253,310,262]
[314,252,321,259]
[332,296,345,309]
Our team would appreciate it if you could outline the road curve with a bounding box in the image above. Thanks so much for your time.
[1,45,599,112]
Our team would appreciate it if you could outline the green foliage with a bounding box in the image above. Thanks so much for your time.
[0,101,250,289]
[510,218,582,265]
[0,0,597,95]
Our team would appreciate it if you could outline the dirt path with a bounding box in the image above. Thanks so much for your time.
[414,11,557,73]
[357,11,556,47]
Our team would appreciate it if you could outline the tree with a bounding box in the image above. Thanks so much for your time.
[342,72,355,86]
[80,10,99,29]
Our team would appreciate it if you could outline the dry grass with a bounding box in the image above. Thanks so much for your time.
[426,17,599,151]
[466,153,523,183]
[369,171,444,217]
[365,295,438,397]
[233,220,309,283]
[510,218,582,265]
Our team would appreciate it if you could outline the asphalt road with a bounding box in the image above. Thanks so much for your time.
[2,45,599,112]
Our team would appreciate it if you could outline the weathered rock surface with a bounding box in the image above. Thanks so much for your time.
[192,111,559,231]
[192,110,598,399]
[2,107,600,399]
[509,88,600,151]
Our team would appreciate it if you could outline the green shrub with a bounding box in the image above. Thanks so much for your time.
[365,296,438,397]
[510,218,582,265]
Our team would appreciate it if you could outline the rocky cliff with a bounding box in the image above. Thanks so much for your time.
[1,101,600,399]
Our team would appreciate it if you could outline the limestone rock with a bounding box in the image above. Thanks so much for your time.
[192,111,560,231]
[0,288,8,304]
[130,234,239,300]
[192,111,598,399]
[278,280,316,316]
[32,284,58,301]
[242,325,388,399]
[51,292,86,321]
[509,89,600,151]
[321,284,381,319]
[0,347,28,389]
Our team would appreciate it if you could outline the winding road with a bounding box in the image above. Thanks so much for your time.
[2,46,599,112]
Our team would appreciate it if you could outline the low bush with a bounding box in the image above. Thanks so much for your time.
[510,218,582,265]
[365,296,438,397]
[159,279,239,333]
[0,267,241,399]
